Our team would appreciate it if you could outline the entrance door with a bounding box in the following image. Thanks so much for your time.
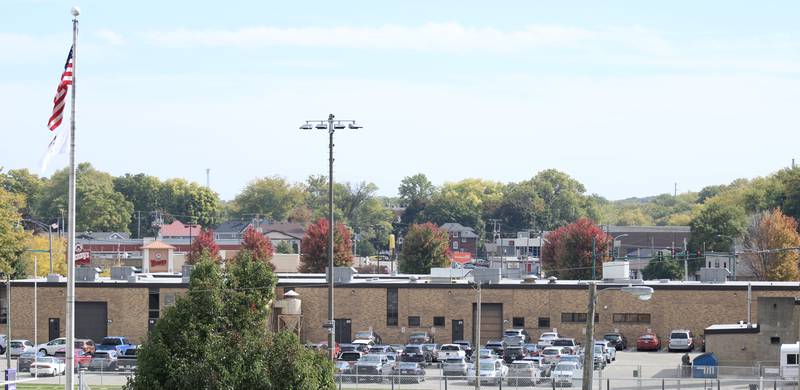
[48,318,60,341]
[472,303,503,345]
[334,318,352,344]
[76,302,108,343]
[452,319,464,342]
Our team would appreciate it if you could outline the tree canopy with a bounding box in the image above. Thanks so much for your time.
[541,218,611,280]
[740,209,800,281]
[299,219,353,273]
[398,222,451,274]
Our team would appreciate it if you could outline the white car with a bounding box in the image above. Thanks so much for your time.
[351,339,375,349]
[10,339,34,356]
[552,361,579,387]
[467,358,508,386]
[29,357,66,376]
[594,340,615,362]
[437,344,466,361]
[36,338,66,356]
[538,332,560,346]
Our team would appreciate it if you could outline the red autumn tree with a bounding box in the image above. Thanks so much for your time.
[241,226,274,263]
[299,218,353,273]
[541,218,611,280]
[186,229,220,264]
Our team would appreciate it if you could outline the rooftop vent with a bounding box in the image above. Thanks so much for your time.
[548,276,558,284]
[522,275,538,284]
[111,266,136,281]
[75,266,99,282]
[329,267,357,283]
[698,267,730,283]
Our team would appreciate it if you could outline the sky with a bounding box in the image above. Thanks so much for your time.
[2,0,800,201]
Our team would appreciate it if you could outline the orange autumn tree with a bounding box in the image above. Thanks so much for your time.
[299,219,352,273]
[740,209,800,281]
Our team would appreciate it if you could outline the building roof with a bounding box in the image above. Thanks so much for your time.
[605,225,691,233]
[158,220,201,238]
[75,232,130,241]
[141,240,176,250]
[440,223,479,238]
[259,222,306,240]
[704,323,759,334]
[214,220,252,234]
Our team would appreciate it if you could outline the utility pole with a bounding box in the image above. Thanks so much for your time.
[581,283,596,390]
[474,281,482,390]
[591,237,597,280]
[683,238,688,281]
[136,211,141,239]
[205,168,210,188]
[488,219,501,275]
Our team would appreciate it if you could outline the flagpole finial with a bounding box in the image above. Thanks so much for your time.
[70,6,80,17]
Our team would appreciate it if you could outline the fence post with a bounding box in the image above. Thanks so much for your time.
[607,378,610,390]
[662,378,665,390]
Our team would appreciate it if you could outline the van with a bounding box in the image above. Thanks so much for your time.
[780,344,798,380]
[668,330,694,352]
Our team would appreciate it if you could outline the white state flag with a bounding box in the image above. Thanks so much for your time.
[39,127,68,175]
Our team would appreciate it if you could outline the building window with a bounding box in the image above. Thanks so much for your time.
[408,316,421,327]
[789,354,799,365]
[770,337,781,344]
[532,247,541,257]
[387,288,398,326]
[452,241,459,250]
[538,317,550,328]
[612,313,651,324]
[561,313,598,323]
[148,288,160,319]
[433,316,445,327]
[512,317,525,328]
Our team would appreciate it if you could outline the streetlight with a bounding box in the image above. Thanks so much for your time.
[581,283,654,390]
[300,114,362,361]
[21,219,59,275]
[715,234,737,281]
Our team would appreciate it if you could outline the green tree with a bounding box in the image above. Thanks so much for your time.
[494,182,544,233]
[398,173,435,206]
[0,189,28,277]
[299,219,353,272]
[420,178,504,238]
[159,178,222,228]
[186,229,220,264]
[127,251,333,390]
[0,168,45,220]
[529,169,597,230]
[38,163,133,232]
[275,240,294,254]
[688,199,746,273]
[641,252,683,280]
[780,168,800,222]
[398,222,451,274]
[541,218,611,280]
[113,173,162,237]
[232,176,306,221]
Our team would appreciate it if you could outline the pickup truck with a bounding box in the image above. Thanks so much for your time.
[117,347,138,371]
[437,344,466,361]
[96,337,135,355]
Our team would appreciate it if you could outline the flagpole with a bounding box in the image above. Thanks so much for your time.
[65,6,79,390]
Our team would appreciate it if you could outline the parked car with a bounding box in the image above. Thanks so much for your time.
[507,360,540,386]
[36,337,66,356]
[408,332,432,344]
[603,333,628,350]
[595,340,616,362]
[668,330,694,352]
[478,348,499,360]
[454,340,473,359]
[524,343,541,357]
[334,360,353,383]
[54,348,92,371]
[338,351,363,366]
[29,357,66,376]
[339,344,358,353]
[369,345,394,355]
[538,332,561,346]
[354,354,393,383]
[97,336,134,355]
[351,339,375,351]
[75,339,96,354]
[442,356,469,377]
[392,362,426,384]
[503,345,526,364]
[503,328,531,345]
[485,340,505,356]
[541,346,566,365]
[636,334,661,351]
[552,361,579,387]
[552,338,578,355]
[559,354,583,370]
[17,351,45,372]
[117,347,138,371]
[354,330,382,345]
[421,343,439,363]
[467,358,508,386]
[9,339,34,356]
[592,345,606,369]
[400,345,426,363]
[87,350,118,371]
[438,344,466,361]
[522,356,551,377]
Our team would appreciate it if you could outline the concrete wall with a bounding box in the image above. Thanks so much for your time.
[706,332,759,366]
[273,254,300,273]
[757,297,798,364]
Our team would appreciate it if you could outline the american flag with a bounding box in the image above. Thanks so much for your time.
[47,46,74,131]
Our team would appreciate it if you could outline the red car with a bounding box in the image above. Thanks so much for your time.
[636,334,661,351]
[318,341,340,357]
[54,348,92,368]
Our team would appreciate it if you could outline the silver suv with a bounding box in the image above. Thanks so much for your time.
[668,330,694,352]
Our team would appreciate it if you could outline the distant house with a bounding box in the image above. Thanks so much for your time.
[76,231,130,241]
[439,222,479,257]
[214,220,253,240]
[258,222,306,253]
[603,225,691,279]
[158,220,201,240]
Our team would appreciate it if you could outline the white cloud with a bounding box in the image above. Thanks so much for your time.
[95,30,124,46]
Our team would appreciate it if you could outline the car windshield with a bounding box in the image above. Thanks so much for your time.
[360,355,383,363]
[340,345,356,351]
[101,338,122,345]
[421,345,435,351]
[479,363,496,370]
[671,333,688,339]
[445,358,465,364]
[506,348,523,354]
[594,346,603,354]
[94,352,110,357]
[369,347,385,353]
[399,363,417,369]
[410,333,426,338]
[340,353,360,361]
[404,346,420,353]
[639,335,655,340]
[441,345,459,351]
[511,362,532,369]
[604,334,620,341]
[543,349,559,355]
[562,356,578,362]
[10,342,22,347]
[504,331,520,336]
[555,363,575,371]
[38,357,56,363]
[540,333,557,339]
[552,340,573,346]
[354,332,371,338]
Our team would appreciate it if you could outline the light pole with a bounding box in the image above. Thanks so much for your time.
[21,219,59,274]
[300,114,362,361]
[715,234,737,280]
[581,283,654,390]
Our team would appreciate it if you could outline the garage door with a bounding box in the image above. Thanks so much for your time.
[76,302,108,343]
[472,303,503,345]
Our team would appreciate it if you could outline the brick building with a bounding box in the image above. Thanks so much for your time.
[0,271,797,349]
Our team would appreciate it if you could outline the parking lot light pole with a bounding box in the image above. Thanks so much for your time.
[22,219,58,274]
[581,284,654,390]
[300,114,362,361]
[475,281,481,390]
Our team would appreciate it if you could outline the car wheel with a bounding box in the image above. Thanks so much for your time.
[39,349,48,356]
